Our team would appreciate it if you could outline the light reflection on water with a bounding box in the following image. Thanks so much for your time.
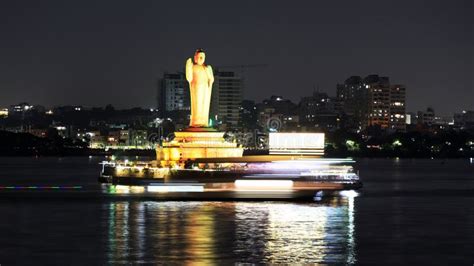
[1,158,473,263]
[105,197,356,264]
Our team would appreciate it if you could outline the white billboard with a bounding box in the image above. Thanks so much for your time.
[269,133,325,155]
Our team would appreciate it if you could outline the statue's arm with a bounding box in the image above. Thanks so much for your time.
[185,58,193,82]
[207,65,214,88]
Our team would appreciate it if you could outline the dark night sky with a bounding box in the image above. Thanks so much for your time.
[0,0,472,115]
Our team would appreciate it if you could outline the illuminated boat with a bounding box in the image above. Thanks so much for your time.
[99,156,362,200]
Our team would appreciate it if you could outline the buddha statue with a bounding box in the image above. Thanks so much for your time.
[185,49,214,128]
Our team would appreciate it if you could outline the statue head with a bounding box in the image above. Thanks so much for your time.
[193,49,206,66]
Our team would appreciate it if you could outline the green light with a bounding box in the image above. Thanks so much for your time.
[392,140,402,147]
[345,140,360,152]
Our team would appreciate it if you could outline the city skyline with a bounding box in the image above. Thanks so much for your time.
[0,0,472,116]
[0,75,462,120]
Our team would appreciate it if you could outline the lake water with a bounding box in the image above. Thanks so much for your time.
[0,157,473,264]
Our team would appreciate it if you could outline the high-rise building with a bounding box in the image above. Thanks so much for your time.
[210,70,243,129]
[299,92,338,130]
[366,76,406,131]
[366,75,391,129]
[389,85,406,131]
[336,76,368,130]
[338,75,406,132]
[157,73,190,126]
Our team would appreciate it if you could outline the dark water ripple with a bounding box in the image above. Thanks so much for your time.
[0,157,473,264]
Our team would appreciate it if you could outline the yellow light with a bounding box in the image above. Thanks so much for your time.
[115,185,130,193]
[147,186,204,192]
[0,109,9,117]
[234,180,293,189]
[129,186,145,193]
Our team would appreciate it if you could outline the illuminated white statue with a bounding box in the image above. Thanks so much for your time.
[185,49,214,127]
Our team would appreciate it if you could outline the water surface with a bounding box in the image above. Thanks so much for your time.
[0,157,473,264]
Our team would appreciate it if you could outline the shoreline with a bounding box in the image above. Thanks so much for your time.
[0,151,472,159]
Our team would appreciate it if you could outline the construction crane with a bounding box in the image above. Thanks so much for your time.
[214,64,268,75]
[215,63,268,69]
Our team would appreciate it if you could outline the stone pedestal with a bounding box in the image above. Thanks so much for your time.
[156,128,243,166]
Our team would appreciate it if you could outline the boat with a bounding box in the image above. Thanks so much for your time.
[99,156,362,200]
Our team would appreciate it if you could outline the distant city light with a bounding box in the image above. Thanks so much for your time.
[392,140,402,147]
[346,140,355,147]
[0,108,8,117]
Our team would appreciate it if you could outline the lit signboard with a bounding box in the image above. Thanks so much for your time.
[269,133,325,155]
